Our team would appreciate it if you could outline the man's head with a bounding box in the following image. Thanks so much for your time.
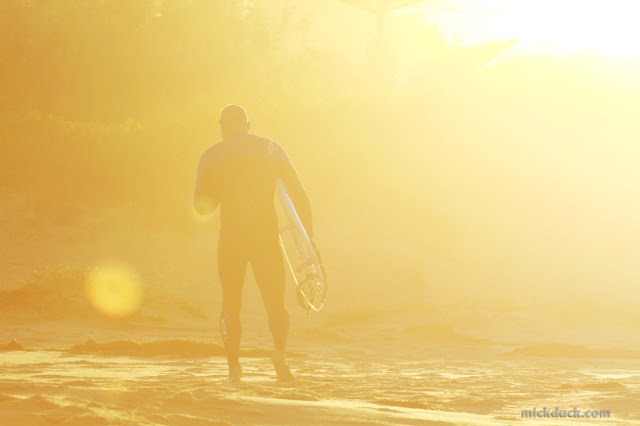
[219,104,249,139]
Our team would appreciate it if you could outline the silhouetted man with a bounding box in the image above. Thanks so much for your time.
[194,104,312,383]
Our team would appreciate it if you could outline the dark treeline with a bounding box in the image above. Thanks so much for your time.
[0,0,276,120]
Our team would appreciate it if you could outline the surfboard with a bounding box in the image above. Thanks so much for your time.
[274,179,326,313]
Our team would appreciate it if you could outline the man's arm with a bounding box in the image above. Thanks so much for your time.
[194,151,219,216]
[277,147,313,238]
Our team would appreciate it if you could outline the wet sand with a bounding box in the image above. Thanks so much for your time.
[1,316,639,425]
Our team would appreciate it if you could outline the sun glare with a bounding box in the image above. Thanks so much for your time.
[409,0,640,58]
[86,261,143,318]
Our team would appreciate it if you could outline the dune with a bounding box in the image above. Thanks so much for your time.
[0,340,26,351]
[323,307,395,327]
[401,324,490,345]
[293,327,351,343]
[507,343,640,359]
[0,267,210,326]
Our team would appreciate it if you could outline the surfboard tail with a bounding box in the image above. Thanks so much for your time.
[275,179,327,313]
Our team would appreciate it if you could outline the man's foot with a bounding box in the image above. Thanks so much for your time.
[272,350,295,384]
[224,363,242,383]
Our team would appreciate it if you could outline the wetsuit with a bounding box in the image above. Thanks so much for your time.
[194,132,312,368]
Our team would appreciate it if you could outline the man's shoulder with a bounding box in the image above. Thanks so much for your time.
[200,134,287,163]
[198,141,225,168]
[202,140,224,154]
[247,134,288,159]
[248,133,277,147]
[202,140,228,158]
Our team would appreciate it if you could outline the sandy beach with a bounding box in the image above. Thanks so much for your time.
[2,299,639,425]
[4,1,640,424]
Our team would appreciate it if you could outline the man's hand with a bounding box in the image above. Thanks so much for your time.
[194,195,219,216]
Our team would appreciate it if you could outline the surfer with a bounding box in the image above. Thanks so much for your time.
[194,104,313,383]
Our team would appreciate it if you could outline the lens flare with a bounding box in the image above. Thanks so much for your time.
[85,261,143,318]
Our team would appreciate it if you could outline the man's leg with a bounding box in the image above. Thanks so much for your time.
[218,239,247,382]
[251,239,294,383]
